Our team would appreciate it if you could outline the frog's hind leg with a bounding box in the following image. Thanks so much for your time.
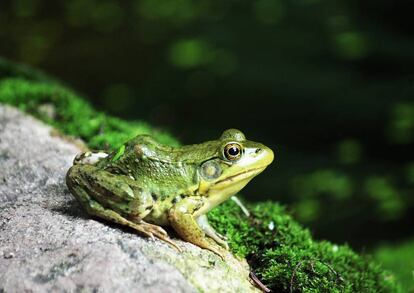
[94,201,182,252]
[75,187,182,252]
[66,166,181,252]
[70,184,182,251]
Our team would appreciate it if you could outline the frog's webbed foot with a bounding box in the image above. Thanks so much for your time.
[134,220,182,252]
[203,241,227,260]
[129,219,168,237]
[82,199,182,252]
[197,215,229,250]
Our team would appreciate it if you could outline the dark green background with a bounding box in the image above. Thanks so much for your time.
[1,0,413,256]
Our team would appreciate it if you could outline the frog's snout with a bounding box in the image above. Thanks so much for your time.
[254,146,274,167]
[242,144,274,169]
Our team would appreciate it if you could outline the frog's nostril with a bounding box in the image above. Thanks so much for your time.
[255,148,262,154]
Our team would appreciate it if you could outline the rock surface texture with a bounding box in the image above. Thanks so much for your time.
[0,105,258,293]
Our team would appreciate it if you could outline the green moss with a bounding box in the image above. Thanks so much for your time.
[209,200,400,292]
[374,239,414,292]
[0,78,178,149]
[0,60,401,292]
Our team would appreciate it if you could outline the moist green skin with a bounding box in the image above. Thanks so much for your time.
[66,129,274,258]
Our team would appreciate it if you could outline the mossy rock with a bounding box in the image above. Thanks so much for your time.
[210,201,399,292]
[0,58,401,292]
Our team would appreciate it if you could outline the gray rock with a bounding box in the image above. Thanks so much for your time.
[0,105,259,293]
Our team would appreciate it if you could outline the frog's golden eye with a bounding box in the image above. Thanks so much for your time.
[224,143,242,161]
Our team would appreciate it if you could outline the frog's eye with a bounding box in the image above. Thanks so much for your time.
[224,143,242,161]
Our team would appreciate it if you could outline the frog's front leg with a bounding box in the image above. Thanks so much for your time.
[196,215,229,250]
[168,197,225,259]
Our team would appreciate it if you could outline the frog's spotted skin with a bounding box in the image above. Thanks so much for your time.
[66,129,274,258]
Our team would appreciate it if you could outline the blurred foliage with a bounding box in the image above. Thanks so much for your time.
[286,166,413,247]
[336,139,362,165]
[65,0,124,32]
[387,103,414,144]
[406,163,414,185]
[374,239,414,292]
[364,176,404,221]
[0,0,413,277]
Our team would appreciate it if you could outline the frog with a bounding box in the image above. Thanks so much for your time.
[66,129,274,258]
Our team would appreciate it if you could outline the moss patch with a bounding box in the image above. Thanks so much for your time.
[0,78,178,149]
[0,60,401,292]
[374,239,414,292]
[209,200,400,292]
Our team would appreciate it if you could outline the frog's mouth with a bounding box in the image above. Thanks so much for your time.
[208,144,274,196]
[194,166,267,218]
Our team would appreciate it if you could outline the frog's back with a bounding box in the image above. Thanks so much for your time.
[127,135,220,164]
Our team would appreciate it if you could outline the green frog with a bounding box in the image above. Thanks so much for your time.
[66,129,274,258]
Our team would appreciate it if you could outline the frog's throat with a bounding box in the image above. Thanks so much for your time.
[193,166,265,217]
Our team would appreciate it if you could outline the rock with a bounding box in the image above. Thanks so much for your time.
[0,105,259,293]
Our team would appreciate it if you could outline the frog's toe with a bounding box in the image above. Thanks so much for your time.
[139,222,182,252]
[151,224,168,237]
[222,241,230,250]
[206,231,229,249]
[216,232,228,241]
[216,238,230,250]
[154,233,182,252]
[128,222,154,239]
[206,245,226,260]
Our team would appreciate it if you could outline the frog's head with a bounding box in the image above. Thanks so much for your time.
[194,129,274,216]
